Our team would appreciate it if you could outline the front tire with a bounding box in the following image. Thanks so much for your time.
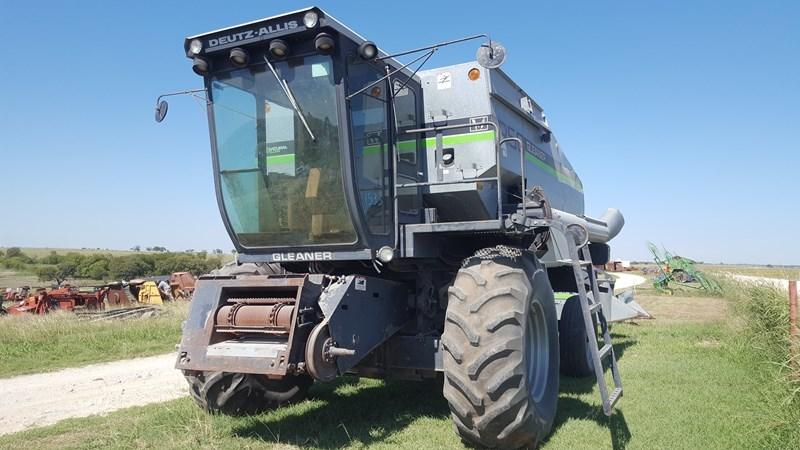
[184,371,311,415]
[442,246,559,449]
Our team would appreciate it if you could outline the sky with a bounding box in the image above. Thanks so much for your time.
[0,0,798,264]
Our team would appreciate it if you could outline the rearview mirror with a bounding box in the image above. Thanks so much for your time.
[476,41,506,69]
[155,100,169,123]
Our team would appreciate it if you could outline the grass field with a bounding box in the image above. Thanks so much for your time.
[1,294,796,449]
[0,269,106,290]
[0,302,187,378]
[702,264,800,280]
[0,270,41,289]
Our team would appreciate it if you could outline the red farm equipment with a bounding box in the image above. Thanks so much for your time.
[5,285,108,316]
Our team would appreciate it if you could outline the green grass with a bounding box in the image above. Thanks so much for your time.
[0,302,187,378]
[0,269,106,290]
[0,270,41,289]
[702,264,800,280]
[2,299,796,449]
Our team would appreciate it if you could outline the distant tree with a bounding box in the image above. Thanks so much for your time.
[0,249,4,258]
[231,249,236,254]
[185,249,195,253]
[108,256,152,280]
[131,245,141,252]
[36,266,60,284]
[40,251,61,265]
[56,261,78,281]
[0,247,34,268]
[84,258,110,280]
[35,262,77,285]
[213,249,223,255]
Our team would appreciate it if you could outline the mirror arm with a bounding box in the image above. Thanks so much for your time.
[155,88,207,105]
[153,88,208,123]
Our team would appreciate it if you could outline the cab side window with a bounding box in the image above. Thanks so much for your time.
[347,60,391,235]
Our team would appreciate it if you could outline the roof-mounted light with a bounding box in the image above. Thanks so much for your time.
[229,47,248,67]
[269,39,289,58]
[303,11,319,28]
[358,41,377,60]
[189,39,203,56]
[192,57,209,76]
[314,33,335,53]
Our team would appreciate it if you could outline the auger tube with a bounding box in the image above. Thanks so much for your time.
[551,208,625,244]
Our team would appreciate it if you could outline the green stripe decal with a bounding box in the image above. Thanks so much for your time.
[265,154,295,164]
[306,129,583,193]
[363,140,418,156]
[422,130,496,147]
[554,292,574,301]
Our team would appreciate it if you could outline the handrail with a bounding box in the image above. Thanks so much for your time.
[395,121,504,245]
[499,137,526,220]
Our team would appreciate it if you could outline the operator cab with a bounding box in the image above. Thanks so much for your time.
[184,7,423,260]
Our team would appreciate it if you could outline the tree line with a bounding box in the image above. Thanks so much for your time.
[0,247,223,285]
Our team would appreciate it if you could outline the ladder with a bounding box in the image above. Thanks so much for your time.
[566,237,623,416]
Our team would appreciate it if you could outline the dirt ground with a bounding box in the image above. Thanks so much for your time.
[635,295,729,322]
[0,353,187,436]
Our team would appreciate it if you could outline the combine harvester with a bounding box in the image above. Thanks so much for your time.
[157,7,643,448]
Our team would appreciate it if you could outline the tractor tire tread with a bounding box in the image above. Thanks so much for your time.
[183,371,310,415]
[443,246,558,449]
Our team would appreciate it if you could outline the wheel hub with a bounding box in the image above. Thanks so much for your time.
[305,323,339,381]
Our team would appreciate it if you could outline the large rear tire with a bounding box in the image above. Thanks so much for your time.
[558,295,596,378]
[443,246,559,449]
[184,371,311,415]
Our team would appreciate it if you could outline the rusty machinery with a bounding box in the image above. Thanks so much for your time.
[160,7,633,449]
[5,286,108,316]
[170,272,196,300]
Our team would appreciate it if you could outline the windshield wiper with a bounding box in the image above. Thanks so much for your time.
[263,56,316,142]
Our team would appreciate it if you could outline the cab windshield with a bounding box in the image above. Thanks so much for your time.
[210,54,356,247]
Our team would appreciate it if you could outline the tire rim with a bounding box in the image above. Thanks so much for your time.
[526,296,549,402]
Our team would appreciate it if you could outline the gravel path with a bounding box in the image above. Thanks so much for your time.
[726,273,794,291]
[608,272,647,292]
[0,353,187,436]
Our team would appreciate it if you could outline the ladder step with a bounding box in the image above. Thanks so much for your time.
[598,344,613,360]
[607,387,623,409]
[571,260,593,267]
[589,302,602,314]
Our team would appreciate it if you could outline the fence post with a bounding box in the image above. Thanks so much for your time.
[790,280,798,370]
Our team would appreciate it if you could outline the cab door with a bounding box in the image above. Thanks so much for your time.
[390,78,423,225]
[346,59,393,245]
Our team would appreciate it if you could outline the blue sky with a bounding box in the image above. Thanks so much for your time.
[0,1,798,264]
